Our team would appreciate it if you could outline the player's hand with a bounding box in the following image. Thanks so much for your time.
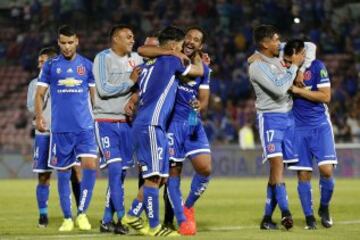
[125,100,136,117]
[201,52,211,65]
[289,85,302,94]
[291,50,305,67]
[247,53,263,64]
[190,99,200,111]
[171,50,190,66]
[35,115,47,132]
[130,66,142,83]
[294,71,305,87]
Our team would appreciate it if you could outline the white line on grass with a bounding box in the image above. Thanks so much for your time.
[4,220,360,240]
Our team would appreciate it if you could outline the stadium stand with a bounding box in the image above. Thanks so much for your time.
[0,0,359,155]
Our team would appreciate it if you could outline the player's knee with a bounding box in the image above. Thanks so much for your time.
[38,172,51,185]
[297,171,312,181]
[319,165,333,178]
[192,154,212,176]
[145,176,160,186]
[169,161,182,176]
[81,157,97,169]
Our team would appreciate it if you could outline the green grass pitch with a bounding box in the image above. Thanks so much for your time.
[0,178,359,239]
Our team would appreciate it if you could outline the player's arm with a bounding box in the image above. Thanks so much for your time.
[300,42,316,72]
[26,80,36,113]
[290,86,330,103]
[35,85,48,132]
[295,42,317,87]
[89,86,96,107]
[125,91,139,117]
[198,66,211,114]
[186,52,204,77]
[249,61,298,97]
[137,45,190,65]
[93,54,138,97]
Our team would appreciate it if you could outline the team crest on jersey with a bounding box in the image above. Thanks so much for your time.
[304,70,312,81]
[267,143,275,153]
[77,65,85,75]
[128,60,136,68]
[56,67,62,74]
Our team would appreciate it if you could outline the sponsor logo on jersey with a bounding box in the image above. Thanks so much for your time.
[320,69,328,78]
[58,78,83,87]
[77,65,85,75]
[145,59,156,65]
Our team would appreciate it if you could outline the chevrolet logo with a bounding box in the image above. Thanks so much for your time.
[58,78,83,87]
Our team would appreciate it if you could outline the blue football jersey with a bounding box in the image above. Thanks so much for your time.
[293,60,330,127]
[38,54,95,133]
[133,56,191,129]
[171,63,210,122]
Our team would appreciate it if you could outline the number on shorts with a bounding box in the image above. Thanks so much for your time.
[266,130,275,142]
[101,137,110,149]
[167,133,174,146]
[157,147,163,160]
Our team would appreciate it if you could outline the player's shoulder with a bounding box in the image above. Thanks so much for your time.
[96,48,111,58]
[310,59,325,69]
[159,55,180,63]
[76,54,93,69]
[44,55,61,67]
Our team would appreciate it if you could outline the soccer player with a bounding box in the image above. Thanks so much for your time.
[165,27,211,235]
[135,27,211,235]
[124,26,203,237]
[35,25,98,232]
[92,24,143,234]
[248,25,304,230]
[284,40,337,229]
[27,47,82,228]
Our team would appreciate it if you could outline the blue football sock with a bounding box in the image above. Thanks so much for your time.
[264,183,277,217]
[36,184,49,215]
[102,185,114,224]
[121,170,127,215]
[108,162,125,220]
[298,181,313,216]
[185,173,210,208]
[128,198,144,217]
[71,175,81,208]
[167,176,186,225]
[274,183,289,213]
[143,186,159,228]
[78,168,96,214]
[57,170,72,219]
[320,177,335,206]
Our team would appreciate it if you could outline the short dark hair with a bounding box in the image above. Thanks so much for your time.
[158,26,185,45]
[186,26,207,43]
[58,25,76,37]
[109,24,133,39]
[39,47,57,58]
[146,30,160,39]
[253,25,279,46]
[284,39,305,56]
